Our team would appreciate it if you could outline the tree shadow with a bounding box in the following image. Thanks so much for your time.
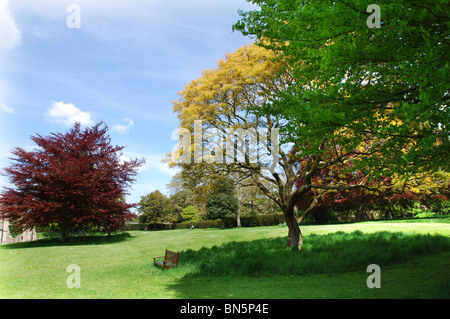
[168,231,450,297]
[1,232,133,249]
[177,230,449,278]
[175,231,450,277]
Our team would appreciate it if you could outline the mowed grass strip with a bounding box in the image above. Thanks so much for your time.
[0,220,449,298]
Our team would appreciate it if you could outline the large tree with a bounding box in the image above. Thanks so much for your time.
[234,0,449,176]
[0,122,144,241]
[228,0,449,248]
[169,37,442,250]
[170,44,306,245]
[169,44,371,249]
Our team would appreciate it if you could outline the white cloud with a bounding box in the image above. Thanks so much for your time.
[0,79,14,113]
[112,118,134,135]
[120,151,178,177]
[46,101,93,126]
[141,154,179,177]
[0,101,14,113]
[0,0,21,50]
[118,151,179,203]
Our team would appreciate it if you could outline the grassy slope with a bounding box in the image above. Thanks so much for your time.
[0,220,449,299]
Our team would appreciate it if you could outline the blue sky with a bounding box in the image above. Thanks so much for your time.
[0,0,255,204]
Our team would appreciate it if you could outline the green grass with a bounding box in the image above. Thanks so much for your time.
[180,230,449,277]
[0,220,449,299]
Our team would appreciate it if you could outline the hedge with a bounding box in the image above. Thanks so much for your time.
[175,219,225,229]
[124,213,286,231]
[123,223,173,231]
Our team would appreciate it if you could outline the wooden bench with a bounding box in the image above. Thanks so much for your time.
[153,249,180,270]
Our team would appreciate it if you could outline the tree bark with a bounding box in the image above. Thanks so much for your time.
[59,225,68,242]
[283,181,313,250]
[237,205,242,227]
[285,211,303,250]
[236,188,242,227]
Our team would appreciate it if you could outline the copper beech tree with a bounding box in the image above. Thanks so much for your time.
[0,122,144,241]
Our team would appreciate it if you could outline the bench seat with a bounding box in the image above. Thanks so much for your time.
[153,249,180,270]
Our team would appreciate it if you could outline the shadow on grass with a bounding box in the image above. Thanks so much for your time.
[1,232,133,249]
[177,230,450,278]
[167,231,450,298]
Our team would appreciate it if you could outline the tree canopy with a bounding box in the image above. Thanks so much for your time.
[0,122,144,241]
[168,2,449,249]
[138,190,178,225]
[234,0,449,176]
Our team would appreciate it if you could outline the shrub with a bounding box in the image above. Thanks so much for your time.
[302,207,339,224]
[408,201,428,217]
[257,213,285,226]
[124,223,146,231]
[145,223,174,231]
[180,205,202,223]
[174,220,224,230]
[175,222,194,229]
[413,212,448,219]
[435,200,450,215]
[240,215,258,227]
[140,213,287,231]
[206,193,238,223]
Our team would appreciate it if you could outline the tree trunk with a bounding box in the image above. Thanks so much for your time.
[284,209,303,250]
[237,204,241,228]
[59,226,68,242]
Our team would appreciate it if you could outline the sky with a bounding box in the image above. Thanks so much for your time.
[0,0,256,204]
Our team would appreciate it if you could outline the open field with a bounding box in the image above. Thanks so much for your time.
[0,219,449,299]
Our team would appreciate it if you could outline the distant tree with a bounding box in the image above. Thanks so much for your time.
[167,171,207,208]
[205,177,239,225]
[169,189,195,217]
[0,122,144,241]
[206,193,239,225]
[180,205,202,224]
[138,190,177,224]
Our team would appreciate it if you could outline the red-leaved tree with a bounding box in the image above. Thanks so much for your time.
[295,162,384,223]
[0,122,144,241]
[296,160,450,223]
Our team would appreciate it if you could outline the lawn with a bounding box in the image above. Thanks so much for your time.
[0,219,449,299]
